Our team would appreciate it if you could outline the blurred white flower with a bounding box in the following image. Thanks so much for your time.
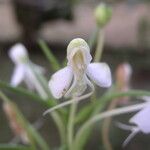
[118,97,150,146]
[49,38,112,99]
[9,43,48,99]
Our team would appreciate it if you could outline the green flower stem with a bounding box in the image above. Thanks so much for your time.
[67,101,78,150]
[38,39,60,71]
[94,28,105,62]
[28,125,50,150]
[92,28,105,102]
[73,90,150,149]
[88,27,100,50]
[50,112,66,145]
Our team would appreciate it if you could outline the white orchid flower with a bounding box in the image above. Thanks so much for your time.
[49,38,111,99]
[44,38,111,114]
[9,43,48,99]
[118,98,150,146]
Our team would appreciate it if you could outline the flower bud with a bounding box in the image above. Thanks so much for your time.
[94,3,112,28]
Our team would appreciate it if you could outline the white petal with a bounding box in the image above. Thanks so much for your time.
[9,43,28,64]
[10,65,25,86]
[48,66,73,99]
[129,105,150,133]
[86,63,111,87]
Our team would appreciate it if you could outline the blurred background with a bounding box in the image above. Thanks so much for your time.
[0,0,150,149]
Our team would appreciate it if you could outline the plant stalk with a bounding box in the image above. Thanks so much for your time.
[94,28,105,62]
[67,101,78,150]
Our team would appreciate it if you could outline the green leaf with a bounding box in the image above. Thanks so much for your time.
[0,81,43,101]
[38,39,60,71]
[0,144,32,150]
[27,124,50,150]
[0,83,67,145]
[0,80,56,108]
[0,92,50,150]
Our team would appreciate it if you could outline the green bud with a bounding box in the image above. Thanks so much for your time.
[94,3,112,28]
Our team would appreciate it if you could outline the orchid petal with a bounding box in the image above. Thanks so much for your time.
[8,43,28,64]
[49,66,73,99]
[86,62,111,87]
[129,105,150,133]
[10,65,25,86]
